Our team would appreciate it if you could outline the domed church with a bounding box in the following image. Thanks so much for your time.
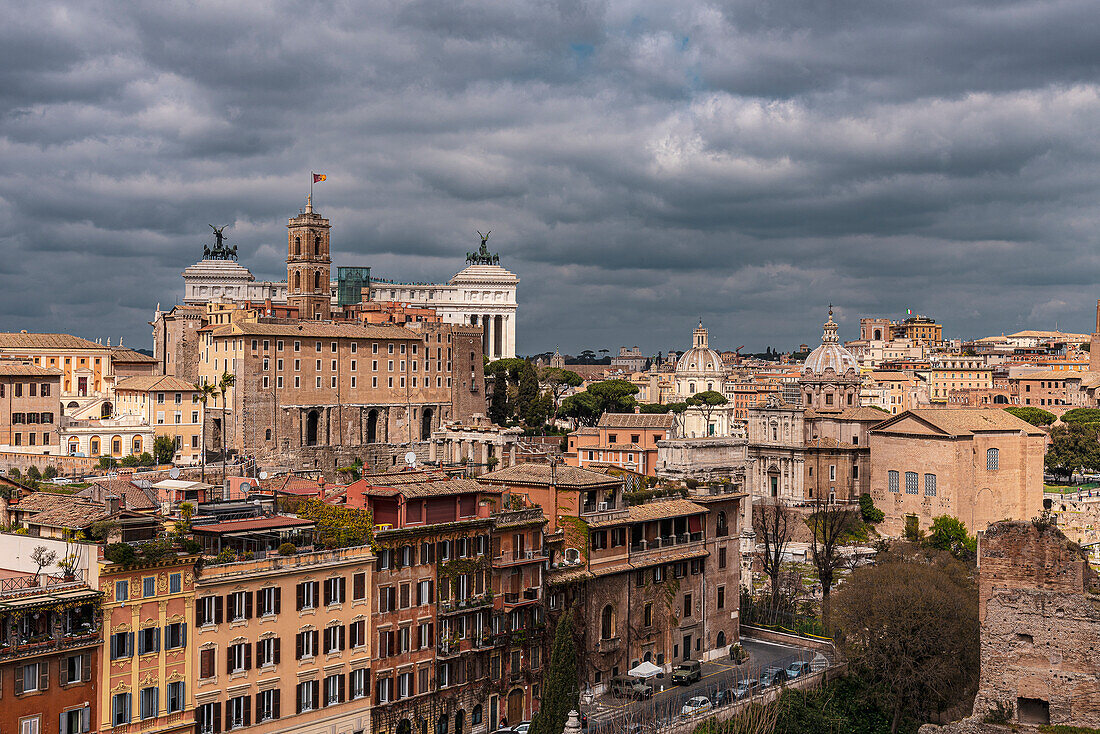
[675,320,726,399]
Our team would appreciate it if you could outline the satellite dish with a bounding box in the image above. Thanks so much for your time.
[405,451,417,467]
[259,471,268,480]
[169,467,181,479]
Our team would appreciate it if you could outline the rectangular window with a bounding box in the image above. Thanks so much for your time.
[199,648,215,679]
[924,473,937,497]
[165,622,186,650]
[683,593,692,618]
[257,689,279,722]
[256,636,279,666]
[297,681,318,713]
[259,586,280,616]
[196,703,219,734]
[137,627,159,655]
[19,662,42,693]
[717,585,726,610]
[169,573,181,594]
[143,576,156,597]
[228,642,249,673]
[140,686,159,720]
[116,579,129,601]
[888,470,899,493]
[113,693,132,726]
[297,581,318,610]
[325,673,344,705]
[350,668,368,699]
[111,631,133,660]
[227,694,248,729]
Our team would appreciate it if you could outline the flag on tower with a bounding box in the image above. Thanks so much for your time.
[313,173,327,183]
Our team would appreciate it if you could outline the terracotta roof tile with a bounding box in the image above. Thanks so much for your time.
[192,516,315,534]
[79,479,158,510]
[110,348,159,363]
[872,408,1045,437]
[0,363,63,376]
[115,375,198,392]
[13,492,112,528]
[597,413,676,429]
[477,464,620,489]
[586,499,708,528]
[0,333,106,350]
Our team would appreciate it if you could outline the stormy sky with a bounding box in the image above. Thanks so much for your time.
[3,1,1100,357]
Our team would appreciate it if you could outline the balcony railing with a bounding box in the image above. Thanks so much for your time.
[597,636,621,654]
[0,629,101,660]
[438,594,493,614]
[0,569,89,597]
[503,587,541,606]
[629,532,704,553]
[495,548,549,566]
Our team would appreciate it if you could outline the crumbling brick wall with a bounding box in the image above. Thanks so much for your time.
[973,520,1100,727]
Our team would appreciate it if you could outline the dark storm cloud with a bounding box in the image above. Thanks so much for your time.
[2,0,1099,353]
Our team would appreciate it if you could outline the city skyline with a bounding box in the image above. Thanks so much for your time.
[4,1,1100,354]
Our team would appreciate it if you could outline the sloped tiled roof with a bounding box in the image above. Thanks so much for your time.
[115,375,198,392]
[586,499,708,528]
[477,463,620,489]
[0,363,63,376]
[192,516,314,534]
[0,333,105,350]
[79,479,158,511]
[871,408,1045,437]
[110,348,158,364]
[597,413,676,429]
[370,478,496,499]
[13,492,112,528]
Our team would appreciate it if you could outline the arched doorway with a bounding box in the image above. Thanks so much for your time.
[421,407,433,441]
[306,410,320,446]
[397,720,412,734]
[992,394,1009,404]
[716,630,726,648]
[437,715,448,734]
[507,689,525,726]
[68,438,79,455]
[601,605,615,639]
[367,409,379,444]
[455,710,465,734]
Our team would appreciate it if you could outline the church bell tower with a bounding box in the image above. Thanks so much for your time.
[287,197,331,320]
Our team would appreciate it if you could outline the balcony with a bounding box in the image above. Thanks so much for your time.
[597,636,621,654]
[492,508,545,527]
[494,548,549,568]
[629,532,704,554]
[503,587,541,608]
[438,593,493,615]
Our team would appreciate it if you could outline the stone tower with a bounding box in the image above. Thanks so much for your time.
[287,197,331,320]
[1090,299,1100,372]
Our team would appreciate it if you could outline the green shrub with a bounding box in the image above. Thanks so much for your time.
[859,493,884,523]
[42,466,58,480]
[104,543,136,565]
[181,538,203,554]
[139,452,154,466]
[120,455,140,467]
[278,542,298,556]
[25,466,41,481]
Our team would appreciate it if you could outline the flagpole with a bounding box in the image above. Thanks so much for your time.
[310,171,314,203]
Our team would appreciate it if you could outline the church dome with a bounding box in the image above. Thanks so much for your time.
[803,307,859,375]
[676,320,725,376]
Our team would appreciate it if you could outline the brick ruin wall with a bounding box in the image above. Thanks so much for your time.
[973,521,1100,728]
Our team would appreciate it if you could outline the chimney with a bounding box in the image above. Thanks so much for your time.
[106,495,121,515]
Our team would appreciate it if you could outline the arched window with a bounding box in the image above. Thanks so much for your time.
[601,605,614,640]
[132,436,142,454]
[716,511,728,537]
[294,271,301,293]
[986,448,999,471]
[472,706,482,726]
[294,236,301,256]
[68,438,79,455]
[314,271,321,291]
[315,235,322,252]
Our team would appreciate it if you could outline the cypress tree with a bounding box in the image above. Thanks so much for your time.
[533,610,578,734]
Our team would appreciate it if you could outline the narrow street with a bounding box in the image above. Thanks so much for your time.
[584,637,825,732]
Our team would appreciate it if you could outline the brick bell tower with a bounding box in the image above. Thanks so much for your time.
[287,196,331,320]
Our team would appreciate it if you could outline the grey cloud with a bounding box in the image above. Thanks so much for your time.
[2,0,1099,353]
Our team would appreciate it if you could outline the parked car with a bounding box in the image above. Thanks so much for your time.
[513,722,532,734]
[610,675,654,699]
[680,696,713,717]
[733,678,760,699]
[712,688,735,706]
[50,477,73,485]
[759,666,788,687]
[785,661,812,680]
[490,729,514,734]
[671,660,702,685]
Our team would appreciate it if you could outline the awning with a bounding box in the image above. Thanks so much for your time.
[627,661,662,679]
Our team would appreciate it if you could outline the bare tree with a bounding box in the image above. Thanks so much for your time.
[753,500,793,621]
[30,545,57,582]
[807,495,856,628]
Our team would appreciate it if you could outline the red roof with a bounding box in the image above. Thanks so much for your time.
[193,516,315,534]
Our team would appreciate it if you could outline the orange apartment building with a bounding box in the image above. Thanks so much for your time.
[0,362,62,454]
[565,413,676,477]
[0,333,114,405]
[99,552,200,734]
[192,545,376,734]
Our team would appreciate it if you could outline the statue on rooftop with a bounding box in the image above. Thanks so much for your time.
[467,230,500,265]
[205,224,238,261]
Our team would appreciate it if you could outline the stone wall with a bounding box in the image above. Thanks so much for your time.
[972,520,1100,727]
[0,450,99,476]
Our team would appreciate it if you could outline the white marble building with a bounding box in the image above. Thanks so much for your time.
[180,236,519,360]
